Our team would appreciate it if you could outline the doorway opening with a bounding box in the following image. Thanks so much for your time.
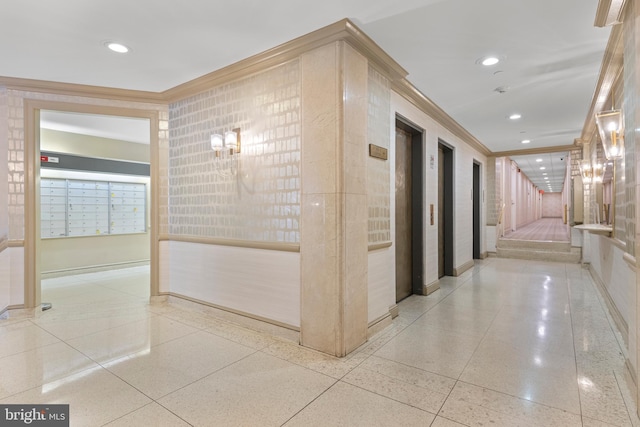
[394,117,424,303]
[438,142,454,278]
[24,100,159,310]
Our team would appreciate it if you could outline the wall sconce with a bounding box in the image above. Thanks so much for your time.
[211,128,241,156]
[210,128,241,177]
[580,160,593,183]
[593,163,605,183]
[595,109,624,159]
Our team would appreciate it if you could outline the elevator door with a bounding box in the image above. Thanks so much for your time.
[438,147,444,277]
[395,128,412,301]
[473,162,481,259]
[438,143,454,278]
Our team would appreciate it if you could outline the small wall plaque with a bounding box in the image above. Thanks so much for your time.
[369,144,388,160]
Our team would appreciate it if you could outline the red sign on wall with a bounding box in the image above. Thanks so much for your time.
[40,155,59,163]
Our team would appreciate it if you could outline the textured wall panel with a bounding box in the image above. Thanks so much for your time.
[168,61,301,243]
[367,66,391,244]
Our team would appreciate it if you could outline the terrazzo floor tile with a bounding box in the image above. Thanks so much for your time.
[283,382,435,426]
[577,372,634,426]
[374,324,483,379]
[0,320,61,358]
[66,315,200,364]
[262,339,369,379]
[459,337,581,413]
[104,330,255,399]
[0,342,98,399]
[104,402,191,426]
[159,352,335,427]
[0,366,151,426]
[438,381,581,426]
[342,358,453,413]
[31,310,155,341]
[430,416,468,427]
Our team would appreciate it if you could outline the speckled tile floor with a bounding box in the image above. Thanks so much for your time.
[0,258,638,426]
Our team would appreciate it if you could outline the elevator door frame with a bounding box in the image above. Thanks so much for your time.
[473,161,481,259]
[395,116,425,300]
[438,141,454,277]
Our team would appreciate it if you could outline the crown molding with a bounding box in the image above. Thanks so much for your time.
[580,23,624,143]
[392,78,491,156]
[0,76,164,104]
[490,144,577,158]
[163,18,408,103]
[594,0,627,27]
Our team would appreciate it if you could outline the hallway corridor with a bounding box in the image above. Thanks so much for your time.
[0,259,637,426]
[503,218,570,242]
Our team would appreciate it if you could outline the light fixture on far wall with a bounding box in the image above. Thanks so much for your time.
[593,163,605,183]
[210,128,241,177]
[211,128,241,156]
[595,109,624,159]
[580,160,593,183]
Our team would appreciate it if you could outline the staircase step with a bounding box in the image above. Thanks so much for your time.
[496,246,581,263]
[497,239,571,252]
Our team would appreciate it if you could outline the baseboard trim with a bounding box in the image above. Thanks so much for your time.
[480,252,488,259]
[453,260,475,276]
[1,305,37,321]
[167,292,300,332]
[368,312,393,337]
[389,304,399,318]
[625,358,637,390]
[587,264,629,347]
[424,280,440,295]
[41,260,150,278]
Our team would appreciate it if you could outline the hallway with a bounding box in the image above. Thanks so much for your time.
[0,259,637,426]
[503,217,570,242]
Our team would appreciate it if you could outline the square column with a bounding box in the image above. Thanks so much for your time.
[300,42,369,356]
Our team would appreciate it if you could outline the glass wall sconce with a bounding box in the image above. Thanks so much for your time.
[210,128,241,177]
[595,109,624,159]
[580,160,593,183]
[593,163,605,183]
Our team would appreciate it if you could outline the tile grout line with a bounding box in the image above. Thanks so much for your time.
[565,263,586,426]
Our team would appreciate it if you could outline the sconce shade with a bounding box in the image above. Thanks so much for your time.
[580,160,593,183]
[211,134,224,151]
[225,130,238,152]
[593,163,604,183]
[595,109,624,159]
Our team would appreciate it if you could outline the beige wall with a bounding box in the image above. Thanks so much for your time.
[542,193,563,217]
[41,233,149,274]
[0,89,9,312]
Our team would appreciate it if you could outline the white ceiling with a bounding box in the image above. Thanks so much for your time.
[510,152,569,193]
[3,0,612,192]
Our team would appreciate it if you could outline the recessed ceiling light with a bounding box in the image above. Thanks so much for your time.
[509,114,522,120]
[481,56,500,66]
[544,177,549,180]
[105,42,130,53]
[536,158,543,162]
[540,167,546,170]
[521,139,531,144]
[543,173,548,175]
